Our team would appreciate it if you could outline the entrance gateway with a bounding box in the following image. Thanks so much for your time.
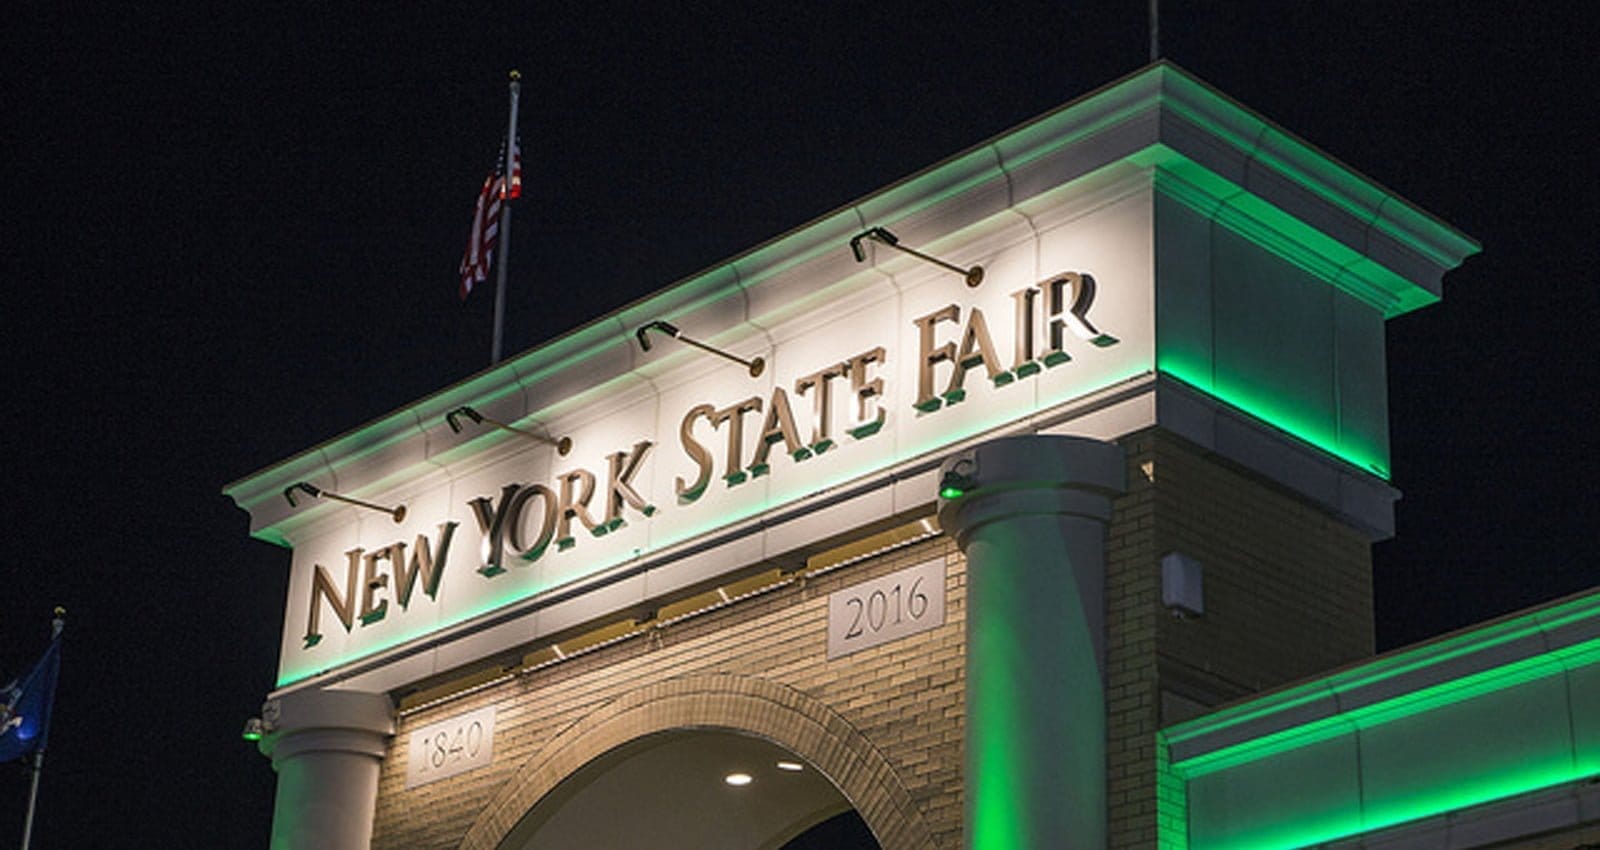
[233,63,1563,850]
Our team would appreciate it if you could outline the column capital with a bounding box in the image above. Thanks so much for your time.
[936,435,1125,548]
[258,687,395,764]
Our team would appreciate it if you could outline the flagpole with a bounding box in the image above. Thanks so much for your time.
[1149,0,1160,62]
[491,70,521,365]
[20,750,45,850]
[18,608,63,850]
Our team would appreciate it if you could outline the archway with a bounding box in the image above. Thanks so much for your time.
[500,729,875,849]
[458,673,936,850]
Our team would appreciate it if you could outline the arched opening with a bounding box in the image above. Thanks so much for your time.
[498,729,880,850]
[458,674,935,850]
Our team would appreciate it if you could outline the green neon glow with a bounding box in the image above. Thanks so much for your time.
[968,564,1030,850]
[1157,365,1389,479]
[242,730,262,742]
[1167,593,1600,755]
[938,485,965,500]
[1177,641,1587,779]
[1188,763,1598,850]
[969,719,1026,849]
[1164,606,1600,850]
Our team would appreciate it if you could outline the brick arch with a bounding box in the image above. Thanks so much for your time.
[459,672,938,850]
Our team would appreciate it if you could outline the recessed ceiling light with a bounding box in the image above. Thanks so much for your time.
[776,761,803,772]
[724,772,753,786]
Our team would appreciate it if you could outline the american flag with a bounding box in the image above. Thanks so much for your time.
[505,136,522,200]
[458,136,521,300]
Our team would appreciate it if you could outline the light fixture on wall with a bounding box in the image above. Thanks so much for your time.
[938,455,978,500]
[446,406,572,455]
[241,717,266,742]
[1161,552,1205,618]
[635,320,765,378]
[850,226,983,288]
[282,482,406,523]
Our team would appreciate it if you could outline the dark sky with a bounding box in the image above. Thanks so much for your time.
[3,2,1596,847]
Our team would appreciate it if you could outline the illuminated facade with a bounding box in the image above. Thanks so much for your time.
[228,64,1600,850]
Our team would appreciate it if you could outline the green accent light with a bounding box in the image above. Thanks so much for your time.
[1163,592,1600,850]
[242,730,262,742]
[967,580,1028,850]
[1158,366,1390,479]
[970,719,1026,849]
[1171,593,1600,760]
[938,485,965,500]
[1178,646,1578,779]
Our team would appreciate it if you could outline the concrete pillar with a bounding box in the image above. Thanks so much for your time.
[938,435,1125,850]
[258,688,395,850]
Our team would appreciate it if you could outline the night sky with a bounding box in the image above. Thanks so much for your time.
[3,3,1596,847]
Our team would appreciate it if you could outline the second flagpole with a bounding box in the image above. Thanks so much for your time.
[491,70,521,365]
[18,608,64,850]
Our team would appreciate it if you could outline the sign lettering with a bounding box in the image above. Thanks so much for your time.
[287,252,1138,673]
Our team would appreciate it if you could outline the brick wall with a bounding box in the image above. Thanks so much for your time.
[1110,428,1376,850]
[373,534,967,850]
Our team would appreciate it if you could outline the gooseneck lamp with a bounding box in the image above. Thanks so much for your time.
[445,406,572,455]
[850,227,984,288]
[635,320,766,378]
[283,482,406,523]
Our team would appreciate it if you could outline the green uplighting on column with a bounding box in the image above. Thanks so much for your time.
[948,437,1123,850]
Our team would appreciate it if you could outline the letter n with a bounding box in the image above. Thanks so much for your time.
[304,547,361,647]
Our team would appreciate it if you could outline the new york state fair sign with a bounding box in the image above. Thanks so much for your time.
[270,185,1154,685]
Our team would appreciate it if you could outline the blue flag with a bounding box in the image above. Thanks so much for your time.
[0,633,61,763]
